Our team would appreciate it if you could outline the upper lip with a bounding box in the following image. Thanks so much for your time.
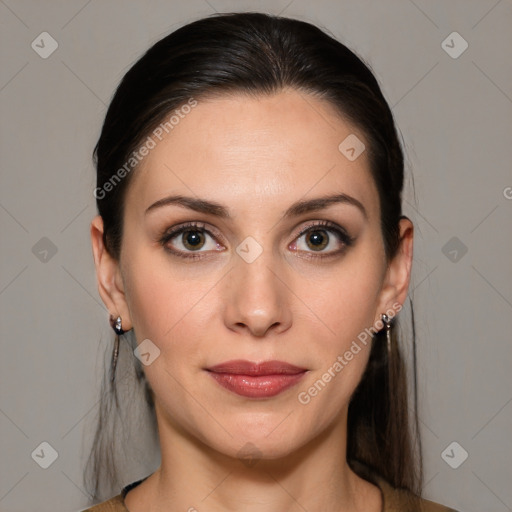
[206,360,307,375]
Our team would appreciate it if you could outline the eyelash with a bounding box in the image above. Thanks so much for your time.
[158,220,355,261]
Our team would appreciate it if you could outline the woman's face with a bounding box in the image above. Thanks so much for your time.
[93,88,412,461]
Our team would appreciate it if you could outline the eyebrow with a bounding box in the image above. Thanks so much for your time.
[145,193,367,220]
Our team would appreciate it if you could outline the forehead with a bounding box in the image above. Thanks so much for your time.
[126,89,379,221]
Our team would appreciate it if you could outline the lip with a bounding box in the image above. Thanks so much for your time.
[206,360,308,398]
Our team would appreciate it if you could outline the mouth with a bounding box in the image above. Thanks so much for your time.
[205,360,308,399]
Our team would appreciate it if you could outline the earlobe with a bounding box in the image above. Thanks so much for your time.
[375,217,414,322]
[90,215,133,330]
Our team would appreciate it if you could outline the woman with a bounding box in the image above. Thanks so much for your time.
[83,12,459,512]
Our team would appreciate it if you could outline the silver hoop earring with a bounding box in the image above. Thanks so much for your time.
[109,315,127,383]
[110,315,125,335]
[381,314,392,356]
[110,334,120,383]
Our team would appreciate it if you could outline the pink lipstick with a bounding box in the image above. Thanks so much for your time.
[206,360,307,398]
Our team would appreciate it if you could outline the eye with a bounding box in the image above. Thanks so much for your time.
[291,221,354,258]
[159,222,224,259]
[159,220,354,261]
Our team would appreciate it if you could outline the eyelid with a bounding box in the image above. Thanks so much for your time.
[293,220,354,244]
[159,219,354,258]
[160,221,224,244]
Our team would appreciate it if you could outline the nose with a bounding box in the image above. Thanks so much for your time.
[223,250,292,338]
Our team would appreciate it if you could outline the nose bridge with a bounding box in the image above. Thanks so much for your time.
[224,236,291,336]
[234,238,281,305]
[236,244,277,294]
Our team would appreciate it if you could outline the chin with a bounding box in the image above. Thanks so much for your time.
[206,418,312,463]
[222,437,302,465]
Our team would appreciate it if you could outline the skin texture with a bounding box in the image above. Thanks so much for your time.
[91,88,413,512]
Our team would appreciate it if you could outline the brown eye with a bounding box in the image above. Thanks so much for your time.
[181,230,206,251]
[305,229,329,251]
[293,221,355,258]
[159,222,224,259]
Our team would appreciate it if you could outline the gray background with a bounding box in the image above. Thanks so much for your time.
[1,1,511,511]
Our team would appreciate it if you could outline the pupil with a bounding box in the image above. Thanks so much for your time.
[310,232,323,245]
[184,230,203,249]
[307,230,328,250]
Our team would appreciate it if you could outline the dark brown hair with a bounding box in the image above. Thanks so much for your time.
[85,11,422,504]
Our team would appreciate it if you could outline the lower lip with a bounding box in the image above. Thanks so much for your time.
[207,371,307,398]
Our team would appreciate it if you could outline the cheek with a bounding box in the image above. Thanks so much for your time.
[308,258,384,351]
[122,247,221,353]
[123,265,177,340]
[294,261,382,423]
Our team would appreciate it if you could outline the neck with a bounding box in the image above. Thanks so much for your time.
[125,403,382,512]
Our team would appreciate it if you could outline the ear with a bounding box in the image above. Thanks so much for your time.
[374,217,414,324]
[90,215,133,331]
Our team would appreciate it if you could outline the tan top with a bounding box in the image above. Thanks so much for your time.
[81,461,459,512]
